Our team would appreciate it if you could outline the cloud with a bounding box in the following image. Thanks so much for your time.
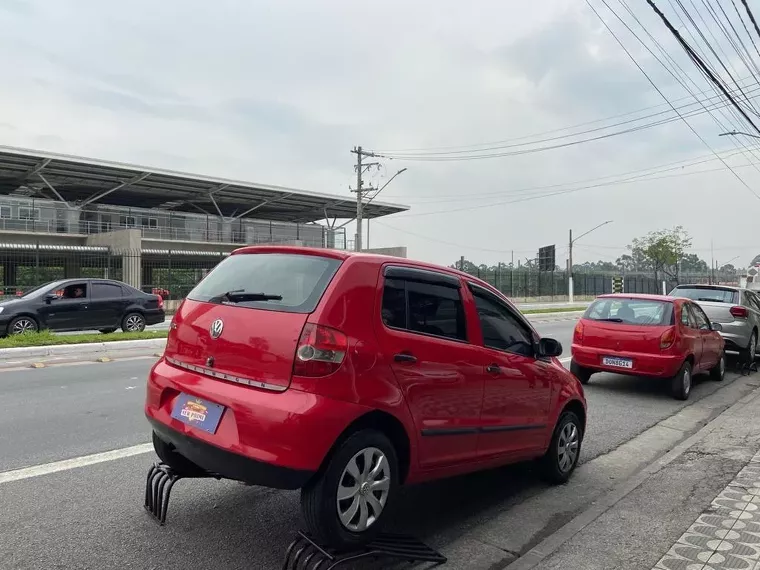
[0,0,758,267]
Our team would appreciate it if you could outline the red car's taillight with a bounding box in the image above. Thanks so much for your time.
[660,327,676,350]
[156,294,164,310]
[573,321,584,343]
[730,305,748,319]
[293,324,348,377]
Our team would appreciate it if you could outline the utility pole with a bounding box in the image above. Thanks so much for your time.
[568,229,574,303]
[350,146,381,252]
[710,239,715,285]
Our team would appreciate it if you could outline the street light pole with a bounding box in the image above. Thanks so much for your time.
[719,130,760,139]
[568,220,613,303]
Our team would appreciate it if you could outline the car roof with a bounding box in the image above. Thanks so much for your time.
[596,293,676,302]
[231,245,499,294]
[674,283,740,291]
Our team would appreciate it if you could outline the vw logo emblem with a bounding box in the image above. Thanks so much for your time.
[210,319,224,339]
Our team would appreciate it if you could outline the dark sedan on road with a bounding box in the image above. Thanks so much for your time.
[0,278,165,336]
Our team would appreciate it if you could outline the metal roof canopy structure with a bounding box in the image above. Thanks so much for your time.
[0,145,409,223]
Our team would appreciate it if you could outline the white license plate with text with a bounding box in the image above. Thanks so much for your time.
[602,356,633,369]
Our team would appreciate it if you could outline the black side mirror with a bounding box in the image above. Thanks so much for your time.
[44,293,58,304]
[538,337,563,358]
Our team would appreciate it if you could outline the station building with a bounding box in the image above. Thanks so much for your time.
[0,146,408,298]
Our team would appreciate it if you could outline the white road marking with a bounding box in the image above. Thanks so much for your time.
[0,443,153,485]
[559,357,571,364]
[125,386,136,390]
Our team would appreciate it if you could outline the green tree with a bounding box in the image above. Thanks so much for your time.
[629,226,692,283]
[680,253,709,273]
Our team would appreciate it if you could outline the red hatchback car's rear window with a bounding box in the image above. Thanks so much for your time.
[584,298,675,326]
[187,252,342,314]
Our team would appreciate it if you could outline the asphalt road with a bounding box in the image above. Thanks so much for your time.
[0,316,748,570]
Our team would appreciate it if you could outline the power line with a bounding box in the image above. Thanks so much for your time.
[625,0,760,174]
[370,77,760,157]
[386,155,760,209]
[648,0,760,133]
[588,0,760,201]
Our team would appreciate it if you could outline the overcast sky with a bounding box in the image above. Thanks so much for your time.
[1,0,759,269]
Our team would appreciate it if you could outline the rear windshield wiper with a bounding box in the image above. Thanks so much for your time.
[208,290,283,304]
[594,317,624,322]
[696,298,726,303]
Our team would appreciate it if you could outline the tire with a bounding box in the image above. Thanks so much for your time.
[301,429,399,550]
[8,316,39,335]
[670,361,693,401]
[709,352,726,382]
[122,312,146,333]
[742,331,757,364]
[151,431,207,476]
[570,360,593,385]
[99,328,116,334]
[539,411,583,484]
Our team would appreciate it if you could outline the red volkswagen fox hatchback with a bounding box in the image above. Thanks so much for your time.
[145,246,587,548]
[571,294,725,400]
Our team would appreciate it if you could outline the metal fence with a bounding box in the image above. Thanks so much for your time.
[0,248,226,300]
[0,198,347,249]
[0,246,740,304]
[462,267,737,301]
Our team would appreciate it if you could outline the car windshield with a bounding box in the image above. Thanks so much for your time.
[584,297,674,326]
[187,253,342,314]
[670,286,739,304]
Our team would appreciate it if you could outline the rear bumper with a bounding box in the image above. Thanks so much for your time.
[571,344,682,378]
[149,418,311,489]
[145,358,371,487]
[717,321,753,352]
[144,310,165,326]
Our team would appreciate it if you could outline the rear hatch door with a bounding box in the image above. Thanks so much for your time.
[580,296,675,353]
[669,285,740,323]
[164,251,343,391]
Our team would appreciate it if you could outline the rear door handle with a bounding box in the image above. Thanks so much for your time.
[394,353,417,363]
[486,364,501,375]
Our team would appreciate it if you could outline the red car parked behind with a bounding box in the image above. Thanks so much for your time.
[145,246,587,549]
[571,294,725,400]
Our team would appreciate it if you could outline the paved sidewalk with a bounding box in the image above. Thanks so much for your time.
[512,375,760,570]
[653,452,760,570]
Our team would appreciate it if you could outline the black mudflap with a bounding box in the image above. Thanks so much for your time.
[144,462,219,525]
[282,531,447,569]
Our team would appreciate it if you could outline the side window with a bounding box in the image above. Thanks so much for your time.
[690,304,710,330]
[680,304,691,327]
[381,279,406,329]
[92,283,123,300]
[61,282,87,300]
[381,278,467,342]
[472,288,534,357]
[681,304,698,328]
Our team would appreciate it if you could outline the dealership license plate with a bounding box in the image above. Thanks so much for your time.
[602,356,633,369]
[171,393,226,434]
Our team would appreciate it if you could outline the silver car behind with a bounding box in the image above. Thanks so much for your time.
[669,284,760,361]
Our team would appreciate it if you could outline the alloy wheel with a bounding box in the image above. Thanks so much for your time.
[125,315,144,332]
[720,354,726,378]
[11,318,36,335]
[336,447,391,533]
[557,421,580,474]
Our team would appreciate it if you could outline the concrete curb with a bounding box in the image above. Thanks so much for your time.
[0,338,167,360]
[505,376,760,570]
